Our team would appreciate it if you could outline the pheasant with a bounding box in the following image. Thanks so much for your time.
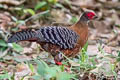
[8,11,97,65]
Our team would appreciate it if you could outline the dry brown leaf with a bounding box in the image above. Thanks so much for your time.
[87,45,99,56]
[69,60,80,66]
[15,63,31,80]
[22,47,33,54]
[0,13,11,30]
[103,45,112,54]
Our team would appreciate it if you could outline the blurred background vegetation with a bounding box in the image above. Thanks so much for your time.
[0,0,120,80]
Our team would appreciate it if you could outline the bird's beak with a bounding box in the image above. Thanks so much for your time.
[93,15,98,19]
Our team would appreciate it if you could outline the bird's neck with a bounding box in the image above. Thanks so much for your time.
[77,15,90,24]
[70,15,90,29]
[70,18,89,32]
[73,17,89,28]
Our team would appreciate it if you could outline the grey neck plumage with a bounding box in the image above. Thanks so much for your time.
[73,13,90,26]
[80,15,89,22]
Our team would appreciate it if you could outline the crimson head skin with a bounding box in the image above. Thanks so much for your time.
[80,11,98,22]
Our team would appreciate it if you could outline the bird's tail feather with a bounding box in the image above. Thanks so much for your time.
[7,29,37,43]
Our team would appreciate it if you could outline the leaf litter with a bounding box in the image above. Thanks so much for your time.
[0,0,120,80]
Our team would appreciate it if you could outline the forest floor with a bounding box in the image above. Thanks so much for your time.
[0,0,120,80]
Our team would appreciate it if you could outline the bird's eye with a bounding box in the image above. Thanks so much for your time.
[86,12,95,19]
[58,53,63,60]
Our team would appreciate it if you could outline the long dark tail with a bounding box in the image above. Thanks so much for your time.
[7,29,37,43]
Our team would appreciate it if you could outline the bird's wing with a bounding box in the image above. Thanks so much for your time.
[36,26,79,49]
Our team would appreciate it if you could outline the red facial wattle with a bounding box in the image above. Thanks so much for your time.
[86,12,95,19]
[54,60,62,65]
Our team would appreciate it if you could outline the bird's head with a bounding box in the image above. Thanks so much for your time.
[80,11,97,22]
[54,52,63,65]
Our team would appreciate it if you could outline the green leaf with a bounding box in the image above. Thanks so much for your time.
[80,42,88,63]
[117,51,120,62]
[28,63,34,73]
[16,20,25,25]
[48,0,58,4]
[35,60,74,80]
[11,16,18,22]
[118,51,120,57]
[56,72,73,80]
[0,73,11,80]
[32,75,42,80]
[0,4,4,8]
[35,1,47,11]
[70,16,78,24]
[55,3,64,8]
[0,47,7,52]
[83,41,88,52]
[0,40,8,47]
[24,9,35,15]
[115,24,120,28]
[117,58,120,62]
[45,66,61,79]
[36,60,49,76]
[12,43,23,52]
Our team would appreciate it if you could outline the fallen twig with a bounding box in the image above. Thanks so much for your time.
[0,0,26,6]
[17,10,50,28]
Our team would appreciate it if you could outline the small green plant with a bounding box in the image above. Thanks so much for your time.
[70,16,78,24]
[8,43,23,52]
[117,51,120,62]
[76,42,96,71]
[0,40,8,51]
[79,42,88,63]
[0,39,23,53]
[23,9,35,16]
[34,0,63,11]
[0,72,12,80]
[32,60,75,80]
